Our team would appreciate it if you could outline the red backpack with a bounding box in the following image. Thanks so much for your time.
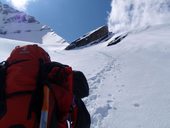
[0,45,90,128]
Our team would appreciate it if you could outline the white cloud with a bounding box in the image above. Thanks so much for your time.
[108,0,170,33]
[6,0,37,10]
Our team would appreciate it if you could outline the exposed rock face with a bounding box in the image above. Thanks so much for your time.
[65,25,110,50]
[107,33,128,46]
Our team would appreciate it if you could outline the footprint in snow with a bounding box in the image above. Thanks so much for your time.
[108,94,112,97]
[133,103,140,108]
[89,94,98,101]
[113,107,117,110]
[92,104,112,126]
[118,89,122,92]
[107,100,113,103]
[121,84,125,87]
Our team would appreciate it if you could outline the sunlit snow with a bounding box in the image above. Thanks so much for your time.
[1,24,170,128]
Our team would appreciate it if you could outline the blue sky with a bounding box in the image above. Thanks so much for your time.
[2,0,111,42]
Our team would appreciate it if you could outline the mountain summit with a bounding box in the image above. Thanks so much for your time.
[0,2,67,45]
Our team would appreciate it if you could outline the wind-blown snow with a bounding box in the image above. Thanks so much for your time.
[108,0,170,33]
[1,24,170,128]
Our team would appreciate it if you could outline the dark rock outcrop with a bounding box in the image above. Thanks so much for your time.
[107,33,128,46]
[65,25,110,50]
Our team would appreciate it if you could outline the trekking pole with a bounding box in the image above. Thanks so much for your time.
[40,86,49,128]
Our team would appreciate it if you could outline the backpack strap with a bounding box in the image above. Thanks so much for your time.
[27,59,45,121]
[0,61,8,118]
[67,96,78,128]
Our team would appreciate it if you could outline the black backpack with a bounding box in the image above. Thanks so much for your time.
[75,97,91,128]
[73,71,91,128]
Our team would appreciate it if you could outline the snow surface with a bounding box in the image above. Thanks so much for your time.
[1,24,170,128]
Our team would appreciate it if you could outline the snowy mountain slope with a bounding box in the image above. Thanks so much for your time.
[1,24,170,128]
[0,2,68,45]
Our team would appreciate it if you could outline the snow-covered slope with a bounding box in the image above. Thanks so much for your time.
[1,24,170,128]
[0,2,68,46]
